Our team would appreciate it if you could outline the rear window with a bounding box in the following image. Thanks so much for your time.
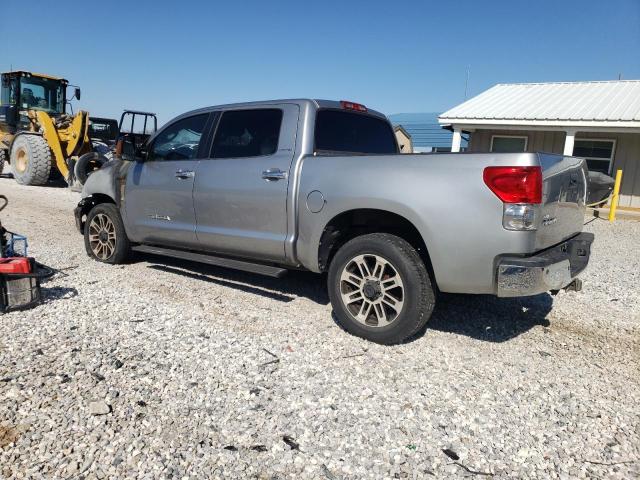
[314,110,397,155]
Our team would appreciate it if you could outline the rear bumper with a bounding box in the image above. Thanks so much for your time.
[496,232,594,297]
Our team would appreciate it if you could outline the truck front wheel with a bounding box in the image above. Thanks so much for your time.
[0,149,7,174]
[10,135,52,185]
[327,233,436,345]
[84,203,131,264]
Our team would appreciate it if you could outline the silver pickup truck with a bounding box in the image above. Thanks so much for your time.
[74,99,593,344]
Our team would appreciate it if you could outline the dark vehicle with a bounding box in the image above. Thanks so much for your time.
[88,117,119,146]
[586,171,615,205]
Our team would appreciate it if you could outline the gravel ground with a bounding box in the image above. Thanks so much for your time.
[0,177,638,479]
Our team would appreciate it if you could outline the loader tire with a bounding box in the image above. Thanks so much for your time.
[74,152,109,185]
[0,149,7,175]
[10,135,52,185]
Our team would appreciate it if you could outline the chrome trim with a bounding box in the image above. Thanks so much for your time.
[497,259,572,297]
[262,168,287,180]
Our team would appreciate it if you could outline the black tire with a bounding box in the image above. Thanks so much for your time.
[74,152,109,185]
[84,203,131,264]
[10,135,52,185]
[0,149,7,174]
[327,233,436,345]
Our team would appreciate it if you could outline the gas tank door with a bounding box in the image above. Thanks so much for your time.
[306,190,325,213]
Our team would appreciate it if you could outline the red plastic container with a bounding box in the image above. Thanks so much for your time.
[0,257,32,274]
[1,257,43,313]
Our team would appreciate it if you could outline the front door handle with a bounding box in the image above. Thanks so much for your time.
[262,168,287,181]
[175,169,195,179]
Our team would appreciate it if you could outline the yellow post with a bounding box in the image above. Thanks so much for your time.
[608,169,623,223]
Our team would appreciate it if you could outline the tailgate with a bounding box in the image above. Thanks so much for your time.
[535,153,588,250]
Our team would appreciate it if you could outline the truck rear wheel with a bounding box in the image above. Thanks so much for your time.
[10,135,52,185]
[84,203,131,264]
[327,233,436,345]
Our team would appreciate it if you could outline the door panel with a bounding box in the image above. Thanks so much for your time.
[124,113,210,248]
[193,105,299,262]
[125,159,200,247]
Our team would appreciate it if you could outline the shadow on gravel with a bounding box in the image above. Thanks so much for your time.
[0,173,67,187]
[423,292,553,343]
[139,253,552,343]
[142,255,329,305]
[41,286,79,303]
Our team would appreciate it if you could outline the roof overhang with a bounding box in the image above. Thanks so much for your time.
[438,118,640,133]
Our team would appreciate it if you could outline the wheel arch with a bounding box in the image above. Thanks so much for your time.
[317,208,438,290]
[76,193,117,234]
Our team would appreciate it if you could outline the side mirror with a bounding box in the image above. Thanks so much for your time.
[74,87,81,100]
[117,135,146,161]
[136,145,148,161]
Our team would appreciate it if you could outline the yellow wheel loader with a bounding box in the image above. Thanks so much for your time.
[0,71,93,186]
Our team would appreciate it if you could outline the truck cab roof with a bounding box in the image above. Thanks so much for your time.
[178,99,387,121]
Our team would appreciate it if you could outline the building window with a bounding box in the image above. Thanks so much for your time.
[573,139,615,174]
[490,135,528,153]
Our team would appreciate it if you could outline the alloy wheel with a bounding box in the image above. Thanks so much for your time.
[339,254,405,327]
[88,213,116,260]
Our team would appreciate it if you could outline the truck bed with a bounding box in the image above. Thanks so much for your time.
[296,151,587,294]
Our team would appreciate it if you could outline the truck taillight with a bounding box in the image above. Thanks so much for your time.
[483,166,542,204]
[484,166,542,231]
[340,100,367,112]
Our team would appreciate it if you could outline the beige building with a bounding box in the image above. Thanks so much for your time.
[439,80,640,208]
[394,125,413,153]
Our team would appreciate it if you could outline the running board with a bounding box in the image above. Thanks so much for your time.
[132,245,288,278]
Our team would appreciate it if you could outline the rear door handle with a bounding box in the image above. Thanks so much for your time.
[175,169,195,179]
[262,168,287,181]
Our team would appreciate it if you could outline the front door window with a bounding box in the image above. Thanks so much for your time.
[149,114,209,161]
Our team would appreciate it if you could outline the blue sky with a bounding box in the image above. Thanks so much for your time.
[2,0,639,124]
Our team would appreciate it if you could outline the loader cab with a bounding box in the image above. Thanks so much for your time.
[0,72,70,125]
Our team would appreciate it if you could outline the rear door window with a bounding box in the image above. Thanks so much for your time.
[314,110,398,154]
[211,109,283,159]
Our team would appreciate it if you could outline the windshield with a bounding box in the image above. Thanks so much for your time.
[314,110,398,155]
[19,76,65,114]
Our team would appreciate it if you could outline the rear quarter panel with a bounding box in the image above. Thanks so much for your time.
[296,152,543,294]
